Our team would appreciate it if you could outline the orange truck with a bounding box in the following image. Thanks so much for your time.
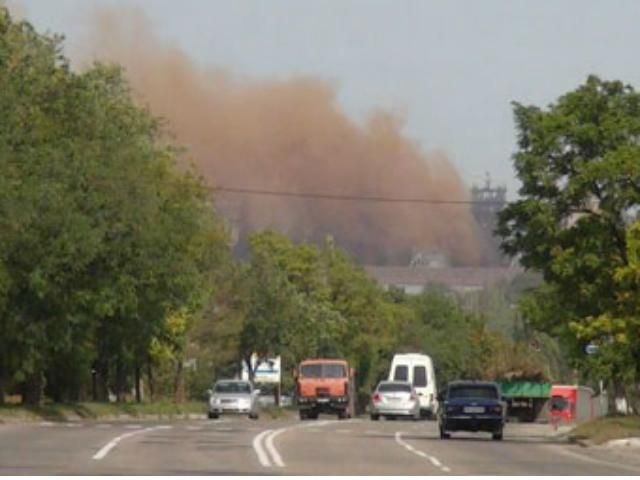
[294,358,356,420]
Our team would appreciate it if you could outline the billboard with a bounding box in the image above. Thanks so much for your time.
[240,353,281,384]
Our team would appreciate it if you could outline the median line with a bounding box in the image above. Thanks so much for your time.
[92,425,172,460]
[253,419,346,468]
[252,429,274,467]
[395,431,450,473]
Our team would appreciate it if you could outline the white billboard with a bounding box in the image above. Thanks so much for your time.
[241,353,281,384]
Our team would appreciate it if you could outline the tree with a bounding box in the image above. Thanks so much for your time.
[497,75,640,398]
[0,7,229,403]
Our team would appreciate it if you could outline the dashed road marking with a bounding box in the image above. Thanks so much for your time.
[394,431,450,473]
[92,425,172,460]
[124,424,142,429]
[39,422,55,427]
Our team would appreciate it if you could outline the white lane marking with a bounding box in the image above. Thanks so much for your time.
[395,431,450,473]
[92,425,171,460]
[186,426,203,431]
[39,422,55,427]
[252,429,274,467]
[124,424,142,429]
[64,423,82,428]
[265,428,287,467]
[215,427,233,431]
[252,419,348,468]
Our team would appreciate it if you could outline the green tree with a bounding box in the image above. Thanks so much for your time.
[0,7,229,403]
[497,75,640,399]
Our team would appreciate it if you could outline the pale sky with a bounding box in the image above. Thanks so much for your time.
[12,0,640,198]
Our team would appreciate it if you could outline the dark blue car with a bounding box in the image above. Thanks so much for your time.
[437,380,506,440]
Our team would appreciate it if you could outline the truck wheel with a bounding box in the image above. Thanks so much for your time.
[338,410,348,420]
[370,413,379,421]
[208,412,219,420]
[299,410,308,421]
[492,429,503,441]
[309,411,319,420]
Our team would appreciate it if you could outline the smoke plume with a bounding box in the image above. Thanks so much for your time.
[79,8,481,265]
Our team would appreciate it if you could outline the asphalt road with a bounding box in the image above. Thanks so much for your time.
[1,415,639,475]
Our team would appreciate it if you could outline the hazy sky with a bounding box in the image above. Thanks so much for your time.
[12,0,640,197]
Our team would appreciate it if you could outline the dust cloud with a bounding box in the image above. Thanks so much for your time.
[79,8,482,265]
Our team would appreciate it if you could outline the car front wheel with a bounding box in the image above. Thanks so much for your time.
[492,429,503,441]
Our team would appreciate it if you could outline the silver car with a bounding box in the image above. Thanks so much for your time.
[207,380,260,419]
[369,381,420,420]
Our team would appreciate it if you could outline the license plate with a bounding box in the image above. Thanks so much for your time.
[317,398,330,403]
[221,399,236,404]
[463,406,485,413]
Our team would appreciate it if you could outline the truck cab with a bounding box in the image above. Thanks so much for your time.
[295,359,355,420]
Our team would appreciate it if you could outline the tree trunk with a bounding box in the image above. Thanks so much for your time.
[147,362,155,403]
[134,363,142,403]
[0,362,5,405]
[607,379,618,414]
[174,359,185,404]
[22,371,44,406]
[97,361,110,402]
[116,358,125,402]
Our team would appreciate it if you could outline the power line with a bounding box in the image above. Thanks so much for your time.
[213,186,505,206]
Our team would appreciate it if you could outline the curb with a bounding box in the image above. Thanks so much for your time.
[0,411,207,424]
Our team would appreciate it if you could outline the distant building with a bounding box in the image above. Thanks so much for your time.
[471,174,508,266]
[365,265,521,295]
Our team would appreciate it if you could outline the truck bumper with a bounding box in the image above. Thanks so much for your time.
[298,396,349,412]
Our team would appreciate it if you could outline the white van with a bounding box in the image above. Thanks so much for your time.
[388,353,437,417]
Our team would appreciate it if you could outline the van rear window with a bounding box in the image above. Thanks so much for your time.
[393,365,408,381]
[413,366,427,387]
[379,383,412,393]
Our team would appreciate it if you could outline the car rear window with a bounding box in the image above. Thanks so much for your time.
[413,366,427,387]
[378,383,412,393]
[301,363,346,378]
[448,385,498,399]
[393,365,409,381]
[214,382,251,394]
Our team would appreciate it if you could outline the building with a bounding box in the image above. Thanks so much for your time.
[365,265,521,295]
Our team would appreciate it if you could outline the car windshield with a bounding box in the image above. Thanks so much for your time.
[448,385,498,399]
[378,383,412,393]
[301,363,346,378]
[214,382,251,394]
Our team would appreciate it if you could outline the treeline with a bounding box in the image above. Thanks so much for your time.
[195,231,554,402]
[0,9,228,404]
[0,9,551,406]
